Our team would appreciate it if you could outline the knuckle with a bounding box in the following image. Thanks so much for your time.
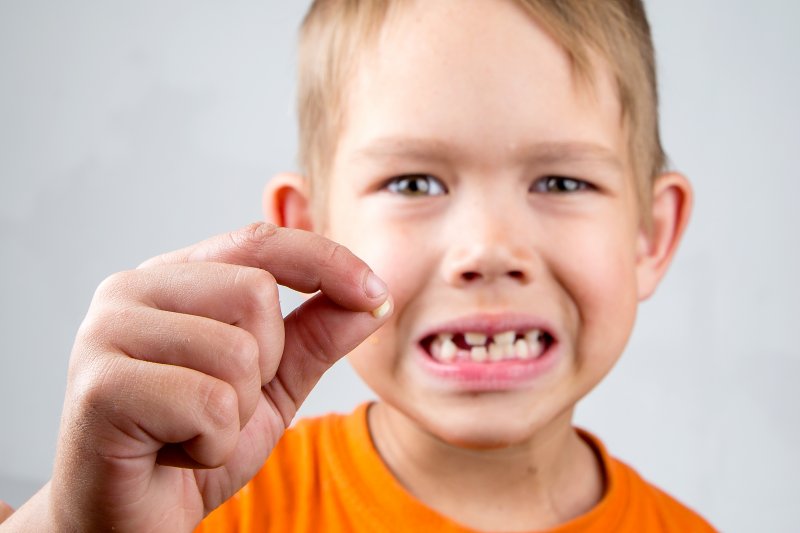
[232,222,279,250]
[93,270,136,303]
[75,304,138,349]
[69,358,120,419]
[234,268,279,313]
[75,309,116,349]
[323,242,352,269]
[197,380,238,431]
[223,328,260,379]
[75,313,103,347]
[245,267,278,296]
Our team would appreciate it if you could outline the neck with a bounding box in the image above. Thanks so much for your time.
[368,402,604,532]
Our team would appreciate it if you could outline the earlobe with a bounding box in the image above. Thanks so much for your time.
[262,172,314,230]
[636,172,693,300]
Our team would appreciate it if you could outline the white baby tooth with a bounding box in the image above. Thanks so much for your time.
[525,329,542,344]
[529,343,543,359]
[523,330,543,358]
[430,337,442,359]
[440,338,457,361]
[515,338,530,359]
[437,332,453,342]
[503,344,516,358]
[470,346,488,362]
[527,338,543,358]
[488,342,504,361]
[371,300,391,319]
[493,331,516,345]
[465,332,488,346]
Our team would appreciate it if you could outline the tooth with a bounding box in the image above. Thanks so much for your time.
[525,330,542,344]
[465,332,487,346]
[503,344,516,358]
[528,344,542,358]
[514,338,530,359]
[437,332,453,342]
[470,346,488,362]
[371,300,391,319]
[525,329,542,358]
[488,342,504,361]
[493,331,516,345]
[430,336,442,358]
[440,338,457,361]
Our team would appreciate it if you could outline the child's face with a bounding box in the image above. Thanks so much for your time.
[321,1,646,447]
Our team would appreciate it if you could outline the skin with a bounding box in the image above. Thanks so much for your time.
[267,0,692,530]
[3,223,393,532]
[6,1,689,531]
[0,501,12,524]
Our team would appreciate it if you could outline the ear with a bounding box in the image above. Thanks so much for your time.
[262,172,314,230]
[636,172,693,300]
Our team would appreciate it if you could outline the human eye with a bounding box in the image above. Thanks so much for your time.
[531,175,593,194]
[385,174,447,196]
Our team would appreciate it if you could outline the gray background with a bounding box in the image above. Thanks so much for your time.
[1,1,797,531]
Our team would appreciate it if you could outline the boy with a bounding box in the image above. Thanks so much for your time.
[3,0,715,531]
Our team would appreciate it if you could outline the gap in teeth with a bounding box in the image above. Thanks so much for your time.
[430,329,547,363]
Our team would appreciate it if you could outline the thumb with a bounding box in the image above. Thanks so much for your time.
[0,500,14,523]
[262,292,393,425]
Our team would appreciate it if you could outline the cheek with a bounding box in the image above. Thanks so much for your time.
[329,218,437,387]
[553,222,639,354]
[328,214,430,306]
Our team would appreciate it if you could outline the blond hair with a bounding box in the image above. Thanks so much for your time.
[297,0,665,218]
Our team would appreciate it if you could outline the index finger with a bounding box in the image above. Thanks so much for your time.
[139,222,388,312]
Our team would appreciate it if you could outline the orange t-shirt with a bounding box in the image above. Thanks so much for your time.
[196,403,715,532]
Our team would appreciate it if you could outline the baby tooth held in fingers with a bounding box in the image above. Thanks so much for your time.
[470,346,488,362]
[493,331,516,345]
[465,332,488,346]
[371,299,391,319]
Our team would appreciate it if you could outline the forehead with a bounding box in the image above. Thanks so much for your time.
[331,0,626,174]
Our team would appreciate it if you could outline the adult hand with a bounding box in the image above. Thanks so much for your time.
[7,223,391,532]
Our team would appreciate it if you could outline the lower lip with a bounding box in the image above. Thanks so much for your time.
[415,344,559,391]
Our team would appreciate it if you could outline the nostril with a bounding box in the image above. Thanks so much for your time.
[508,270,525,280]
[461,271,481,282]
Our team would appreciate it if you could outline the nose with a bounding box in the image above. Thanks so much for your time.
[440,216,536,287]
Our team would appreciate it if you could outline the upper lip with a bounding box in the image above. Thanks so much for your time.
[415,312,557,343]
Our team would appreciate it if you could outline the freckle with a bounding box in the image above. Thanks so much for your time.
[527,466,537,475]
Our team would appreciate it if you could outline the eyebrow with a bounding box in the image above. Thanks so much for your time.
[352,137,457,163]
[352,136,623,172]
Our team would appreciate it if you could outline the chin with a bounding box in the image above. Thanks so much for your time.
[415,400,558,450]
[437,428,528,450]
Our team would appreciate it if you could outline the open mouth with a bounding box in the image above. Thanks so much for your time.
[420,328,554,364]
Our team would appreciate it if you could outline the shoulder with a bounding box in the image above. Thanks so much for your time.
[610,457,715,531]
[581,431,717,532]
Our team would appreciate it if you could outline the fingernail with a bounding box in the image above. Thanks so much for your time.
[364,271,388,299]
[371,299,392,319]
